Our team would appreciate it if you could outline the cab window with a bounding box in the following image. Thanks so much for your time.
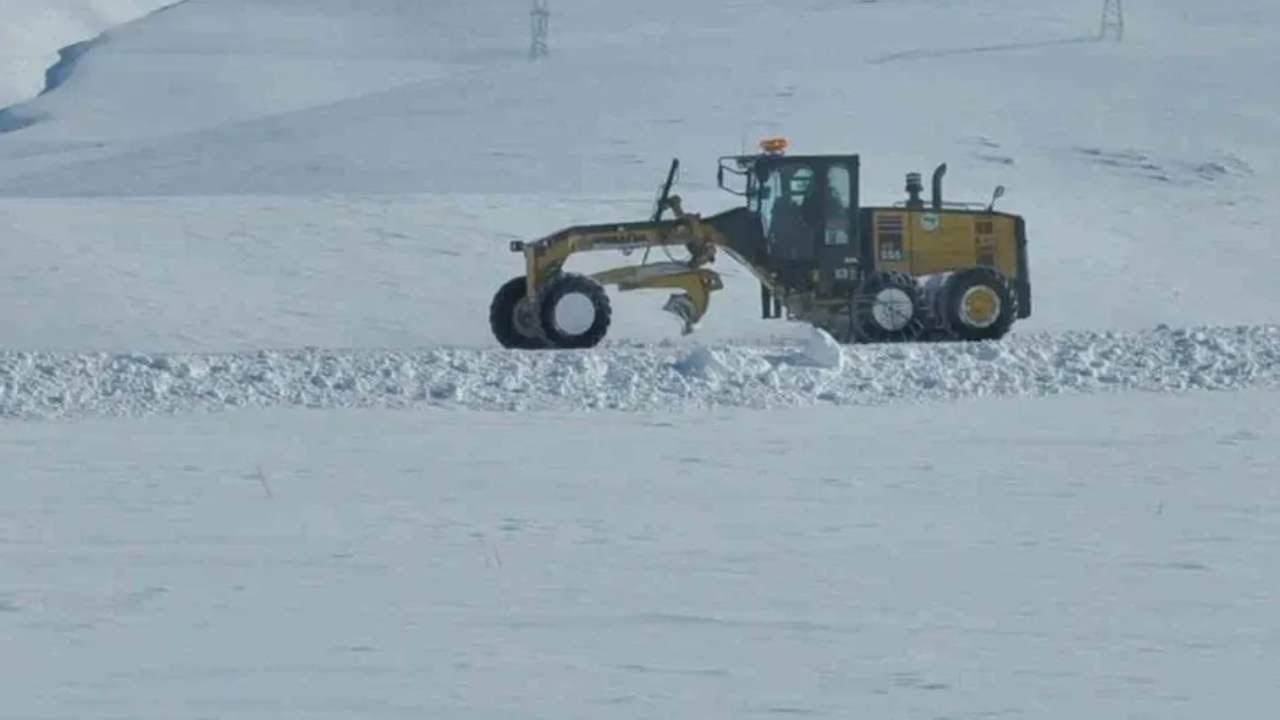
[825,165,852,245]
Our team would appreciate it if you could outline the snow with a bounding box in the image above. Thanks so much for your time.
[2,0,1280,716]
[2,1,1279,345]
[4,391,1280,719]
[0,0,180,109]
[800,326,845,371]
[4,324,1279,420]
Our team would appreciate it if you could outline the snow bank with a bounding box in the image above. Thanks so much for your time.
[3,325,1277,420]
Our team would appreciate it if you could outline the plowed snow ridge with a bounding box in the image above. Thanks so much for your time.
[3,325,1278,419]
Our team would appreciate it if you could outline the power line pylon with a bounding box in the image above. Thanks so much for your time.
[1100,0,1124,41]
[529,0,550,60]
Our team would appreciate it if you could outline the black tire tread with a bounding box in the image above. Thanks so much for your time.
[852,270,926,343]
[489,275,548,349]
[537,273,612,349]
[939,265,1018,342]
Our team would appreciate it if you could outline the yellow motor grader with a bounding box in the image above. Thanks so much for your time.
[489,138,1031,349]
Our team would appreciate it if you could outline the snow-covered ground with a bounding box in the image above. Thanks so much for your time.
[4,391,1280,719]
[2,0,1279,716]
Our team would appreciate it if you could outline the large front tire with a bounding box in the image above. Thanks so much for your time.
[537,273,612,349]
[489,276,548,349]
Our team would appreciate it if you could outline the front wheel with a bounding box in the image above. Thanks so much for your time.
[489,276,548,349]
[537,273,612,349]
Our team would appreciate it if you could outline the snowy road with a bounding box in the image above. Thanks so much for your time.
[4,390,1279,719]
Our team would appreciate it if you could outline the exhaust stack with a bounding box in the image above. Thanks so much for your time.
[931,163,947,210]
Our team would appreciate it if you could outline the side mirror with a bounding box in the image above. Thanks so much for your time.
[717,165,725,188]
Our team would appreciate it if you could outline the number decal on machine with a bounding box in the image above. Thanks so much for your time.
[876,214,905,263]
[875,242,906,262]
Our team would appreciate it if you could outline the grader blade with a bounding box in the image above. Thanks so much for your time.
[591,263,725,335]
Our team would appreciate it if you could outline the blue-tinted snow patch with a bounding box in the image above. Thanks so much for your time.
[0,36,102,134]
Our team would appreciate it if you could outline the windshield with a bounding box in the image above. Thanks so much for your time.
[750,162,815,238]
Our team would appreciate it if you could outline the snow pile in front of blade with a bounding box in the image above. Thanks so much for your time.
[2,325,1278,420]
[800,326,845,371]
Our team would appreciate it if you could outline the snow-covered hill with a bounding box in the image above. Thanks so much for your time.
[1,0,1277,363]
[3,0,1275,197]
[0,0,181,108]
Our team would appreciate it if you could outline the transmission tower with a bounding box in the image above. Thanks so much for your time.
[1099,0,1124,40]
[529,0,550,60]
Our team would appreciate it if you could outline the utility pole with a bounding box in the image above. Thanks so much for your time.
[1099,0,1124,41]
[529,0,550,60]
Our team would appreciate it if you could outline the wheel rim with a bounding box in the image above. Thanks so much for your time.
[959,285,1001,328]
[552,291,597,336]
[870,287,915,331]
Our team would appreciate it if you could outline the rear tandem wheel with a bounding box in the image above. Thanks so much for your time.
[936,266,1018,341]
[851,270,926,343]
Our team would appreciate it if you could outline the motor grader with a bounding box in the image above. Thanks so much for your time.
[489,138,1031,349]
